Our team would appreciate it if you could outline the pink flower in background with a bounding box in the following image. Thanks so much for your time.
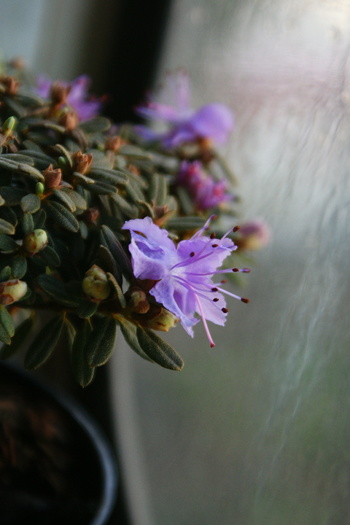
[36,74,102,121]
[123,216,249,347]
[176,160,233,210]
[235,220,271,251]
[136,70,234,148]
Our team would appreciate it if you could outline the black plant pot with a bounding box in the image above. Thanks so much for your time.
[0,362,117,525]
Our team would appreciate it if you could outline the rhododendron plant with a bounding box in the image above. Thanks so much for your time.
[0,60,265,385]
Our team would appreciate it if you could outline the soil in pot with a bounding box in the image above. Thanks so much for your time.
[0,364,116,525]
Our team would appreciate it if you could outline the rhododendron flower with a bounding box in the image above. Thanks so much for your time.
[136,70,233,148]
[36,74,102,121]
[122,216,249,347]
[177,160,233,210]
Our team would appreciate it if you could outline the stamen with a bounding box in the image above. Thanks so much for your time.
[222,307,228,313]
[190,252,195,257]
[212,244,219,248]
[195,295,216,348]
[210,233,216,239]
[233,226,240,232]
[213,298,219,302]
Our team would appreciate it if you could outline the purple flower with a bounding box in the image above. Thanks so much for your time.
[177,160,233,210]
[36,74,102,121]
[122,216,249,347]
[136,71,233,148]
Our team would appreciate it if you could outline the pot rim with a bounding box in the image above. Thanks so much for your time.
[0,361,117,525]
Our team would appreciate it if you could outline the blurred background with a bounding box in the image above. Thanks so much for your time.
[1,1,350,524]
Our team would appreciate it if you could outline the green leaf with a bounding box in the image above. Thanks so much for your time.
[118,144,152,160]
[11,256,27,279]
[37,274,81,307]
[20,193,41,213]
[90,167,128,185]
[0,218,15,235]
[21,213,34,235]
[0,234,19,253]
[106,272,126,308]
[33,208,47,229]
[0,317,33,359]
[117,317,153,362]
[38,245,61,267]
[136,327,184,371]
[100,225,133,280]
[79,116,111,134]
[0,186,27,205]
[0,306,15,345]
[24,315,64,369]
[44,200,80,232]
[85,315,117,367]
[166,216,206,231]
[71,321,95,387]
[0,266,11,281]
[0,156,45,181]
[76,300,98,319]
[59,187,87,211]
[52,189,76,212]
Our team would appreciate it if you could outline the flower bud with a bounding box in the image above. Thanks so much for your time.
[35,182,45,196]
[141,306,179,332]
[128,288,150,314]
[23,229,48,256]
[0,279,28,305]
[2,116,17,135]
[72,151,93,175]
[82,265,111,301]
[235,220,271,251]
[42,164,62,189]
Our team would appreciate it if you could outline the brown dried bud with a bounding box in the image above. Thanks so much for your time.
[127,164,140,176]
[72,151,93,175]
[82,207,100,223]
[58,110,78,130]
[105,135,125,152]
[0,279,27,305]
[42,164,62,189]
[0,76,19,96]
[50,82,70,105]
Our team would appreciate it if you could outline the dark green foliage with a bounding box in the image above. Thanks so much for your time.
[24,315,64,369]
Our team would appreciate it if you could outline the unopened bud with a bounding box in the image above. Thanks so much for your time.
[23,229,48,255]
[82,265,110,301]
[128,288,150,314]
[0,279,27,305]
[2,116,17,135]
[141,306,179,332]
[36,182,45,196]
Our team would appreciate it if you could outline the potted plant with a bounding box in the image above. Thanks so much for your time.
[0,60,267,522]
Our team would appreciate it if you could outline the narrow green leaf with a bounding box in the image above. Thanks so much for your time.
[166,216,206,231]
[101,225,133,280]
[106,272,126,308]
[33,208,46,229]
[76,300,98,319]
[79,116,111,134]
[39,245,61,267]
[24,315,64,369]
[59,187,87,210]
[0,266,11,281]
[0,306,15,345]
[37,274,81,307]
[11,256,27,279]
[0,218,15,235]
[0,186,27,205]
[21,213,34,235]
[85,315,117,367]
[20,193,41,213]
[0,317,33,359]
[52,188,76,212]
[117,317,153,362]
[44,200,80,232]
[71,321,95,387]
[90,167,128,185]
[0,234,19,253]
[136,327,184,371]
